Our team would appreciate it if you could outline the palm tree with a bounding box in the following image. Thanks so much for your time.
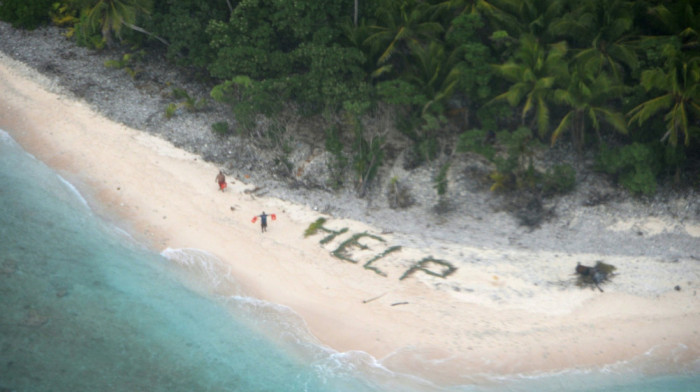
[627,44,700,147]
[363,0,443,76]
[81,0,167,46]
[340,15,390,80]
[404,40,462,116]
[433,0,512,25]
[646,0,699,52]
[491,0,568,43]
[491,34,569,137]
[444,12,495,101]
[552,0,638,82]
[551,70,628,149]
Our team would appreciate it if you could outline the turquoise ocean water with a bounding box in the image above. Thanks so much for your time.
[1,129,698,391]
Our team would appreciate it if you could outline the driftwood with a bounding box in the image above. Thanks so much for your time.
[362,292,387,304]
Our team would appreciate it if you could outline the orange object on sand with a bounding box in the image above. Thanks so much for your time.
[251,216,257,223]
[271,214,276,220]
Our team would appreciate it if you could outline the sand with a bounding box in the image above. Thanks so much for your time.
[1,52,698,386]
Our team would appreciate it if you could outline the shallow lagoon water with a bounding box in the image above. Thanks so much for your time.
[1,129,697,391]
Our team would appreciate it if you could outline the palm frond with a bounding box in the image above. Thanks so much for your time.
[627,94,673,125]
[587,107,601,132]
[377,37,398,65]
[553,88,573,106]
[521,94,534,120]
[663,104,690,146]
[371,64,394,79]
[493,62,522,82]
[536,96,549,137]
[596,107,628,135]
[551,111,573,146]
[609,43,639,72]
[535,75,555,89]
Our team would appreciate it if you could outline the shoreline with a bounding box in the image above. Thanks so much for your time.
[1,48,699,386]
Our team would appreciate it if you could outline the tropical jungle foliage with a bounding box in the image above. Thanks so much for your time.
[2,0,699,195]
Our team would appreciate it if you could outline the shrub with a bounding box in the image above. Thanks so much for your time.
[206,0,367,115]
[352,121,385,197]
[50,1,79,35]
[144,0,228,67]
[434,163,450,196]
[164,88,208,119]
[459,127,576,196]
[73,12,104,49]
[211,121,230,135]
[171,88,208,112]
[324,125,347,189]
[456,129,496,160]
[0,0,53,29]
[488,127,541,192]
[542,164,576,195]
[104,51,144,79]
[387,176,414,209]
[597,143,659,195]
[164,103,178,119]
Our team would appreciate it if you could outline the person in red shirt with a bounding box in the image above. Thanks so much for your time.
[215,170,227,191]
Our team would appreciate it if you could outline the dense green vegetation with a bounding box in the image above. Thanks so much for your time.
[2,0,698,196]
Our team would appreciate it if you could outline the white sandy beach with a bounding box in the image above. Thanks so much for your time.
[1,52,698,385]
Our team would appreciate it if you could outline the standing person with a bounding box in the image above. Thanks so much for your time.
[258,211,269,233]
[251,211,276,233]
[215,170,227,192]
